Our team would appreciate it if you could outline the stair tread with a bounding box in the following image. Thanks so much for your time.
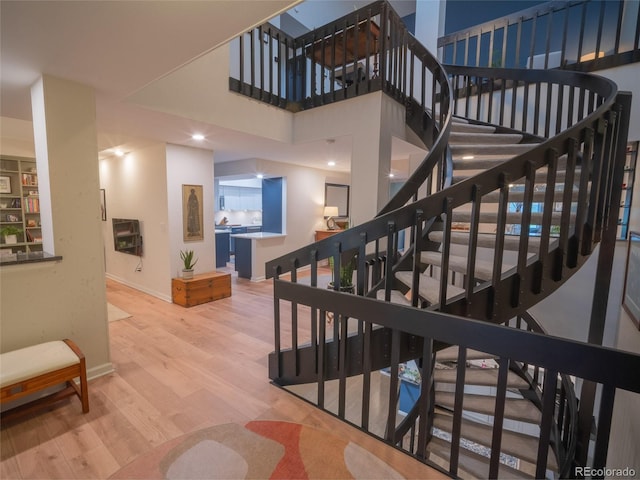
[421,251,515,281]
[450,143,536,156]
[451,210,571,225]
[428,231,541,251]
[395,271,465,305]
[434,368,530,389]
[483,189,578,203]
[427,436,533,479]
[450,131,524,145]
[453,167,580,185]
[451,122,497,133]
[435,392,542,423]
[436,346,498,362]
[433,413,558,470]
[375,289,411,305]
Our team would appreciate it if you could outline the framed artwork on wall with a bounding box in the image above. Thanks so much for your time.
[182,184,204,242]
[325,183,349,218]
[0,176,11,194]
[100,189,107,221]
[622,231,640,329]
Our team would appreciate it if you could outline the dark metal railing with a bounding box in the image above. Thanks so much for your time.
[393,311,579,477]
[271,280,640,478]
[266,66,628,480]
[230,1,453,207]
[225,1,634,477]
[438,0,640,73]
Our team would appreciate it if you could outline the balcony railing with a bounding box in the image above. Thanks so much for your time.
[438,0,640,72]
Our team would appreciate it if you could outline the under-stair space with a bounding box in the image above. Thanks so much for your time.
[424,346,559,479]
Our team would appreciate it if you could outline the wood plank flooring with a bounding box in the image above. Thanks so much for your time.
[0,270,446,479]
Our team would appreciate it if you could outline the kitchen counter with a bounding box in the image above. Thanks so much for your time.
[233,232,286,280]
[230,232,285,239]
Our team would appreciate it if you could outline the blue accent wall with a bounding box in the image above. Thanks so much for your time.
[262,177,283,233]
[445,1,545,34]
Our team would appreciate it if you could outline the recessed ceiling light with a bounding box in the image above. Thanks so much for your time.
[256,174,264,179]
[192,134,205,141]
[462,155,474,160]
[327,160,336,167]
[389,173,395,178]
[115,149,124,157]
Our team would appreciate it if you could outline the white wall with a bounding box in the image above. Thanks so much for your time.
[294,92,411,226]
[101,142,172,300]
[125,44,293,145]
[166,144,216,280]
[215,157,349,280]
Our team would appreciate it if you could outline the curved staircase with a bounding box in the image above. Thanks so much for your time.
[230,2,639,478]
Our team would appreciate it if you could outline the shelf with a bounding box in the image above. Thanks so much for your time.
[0,155,42,254]
[619,141,637,240]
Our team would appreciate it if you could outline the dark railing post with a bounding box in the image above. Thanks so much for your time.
[576,91,632,467]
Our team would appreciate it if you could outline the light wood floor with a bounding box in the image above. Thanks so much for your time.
[0,270,446,479]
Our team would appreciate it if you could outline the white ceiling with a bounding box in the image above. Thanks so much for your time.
[0,0,424,176]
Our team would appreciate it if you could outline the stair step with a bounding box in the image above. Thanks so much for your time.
[483,188,578,203]
[434,367,530,389]
[433,413,558,470]
[427,436,533,479]
[395,271,465,305]
[450,143,536,157]
[420,251,515,281]
[450,132,524,145]
[453,166,580,185]
[451,122,498,134]
[435,392,542,424]
[436,346,498,362]
[428,231,541,251]
[452,210,570,226]
[375,289,411,305]
[453,156,521,170]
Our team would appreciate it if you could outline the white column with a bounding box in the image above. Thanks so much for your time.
[350,118,392,227]
[14,74,112,375]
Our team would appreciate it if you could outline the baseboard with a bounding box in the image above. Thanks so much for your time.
[87,362,114,381]
[105,273,172,303]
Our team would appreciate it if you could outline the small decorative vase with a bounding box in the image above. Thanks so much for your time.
[182,269,194,279]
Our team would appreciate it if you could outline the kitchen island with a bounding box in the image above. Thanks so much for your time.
[231,232,286,280]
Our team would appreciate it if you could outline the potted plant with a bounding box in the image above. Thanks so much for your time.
[0,225,22,245]
[328,252,356,293]
[180,249,198,279]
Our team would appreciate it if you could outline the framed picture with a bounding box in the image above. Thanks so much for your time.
[182,184,203,242]
[622,231,640,329]
[0,176,11,194]
[100,189,107,221]
[6,214,19,222]
[325,183,350,218]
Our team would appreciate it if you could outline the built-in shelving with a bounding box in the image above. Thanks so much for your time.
[112,218,143,256]
[619,142,637,240]
[0,156,42,255]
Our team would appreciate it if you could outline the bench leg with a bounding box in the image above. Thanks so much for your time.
[63,339,90,413]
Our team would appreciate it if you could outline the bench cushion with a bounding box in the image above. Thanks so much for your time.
[0,340,80,387]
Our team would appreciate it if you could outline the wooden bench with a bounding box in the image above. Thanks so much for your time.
[0,339,89,421]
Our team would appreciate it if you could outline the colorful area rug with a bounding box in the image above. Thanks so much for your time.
[109,420,404,479]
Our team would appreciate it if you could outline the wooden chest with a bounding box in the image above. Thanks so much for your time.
[171,271,231,307]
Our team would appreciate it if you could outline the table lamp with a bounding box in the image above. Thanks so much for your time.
[324,206,339,230]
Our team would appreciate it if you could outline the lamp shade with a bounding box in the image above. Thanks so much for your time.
[324,206,339,218]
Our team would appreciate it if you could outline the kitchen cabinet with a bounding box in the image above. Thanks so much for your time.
[215,231,230,267]
[219,186,262,211]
